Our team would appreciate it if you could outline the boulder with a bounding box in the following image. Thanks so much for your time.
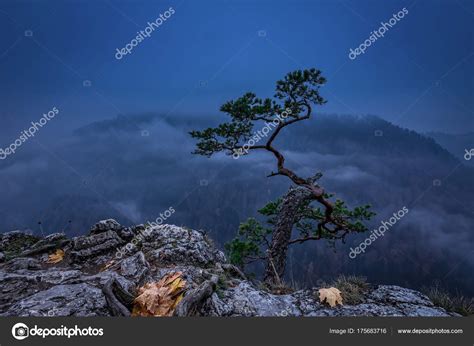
[3,283,110,317]
[141,224,226,266]
[89,219,122,235]
[4,257,42,270]
[119,251,149,284]
[71,230,124,260]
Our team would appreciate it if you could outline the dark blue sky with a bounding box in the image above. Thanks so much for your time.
[0,0,473,136]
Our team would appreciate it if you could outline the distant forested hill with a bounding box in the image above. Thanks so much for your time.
[1,113,472,295]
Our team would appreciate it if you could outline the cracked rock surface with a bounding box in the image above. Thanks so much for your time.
[0,220,459,317]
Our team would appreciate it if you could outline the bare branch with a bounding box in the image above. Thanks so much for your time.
[267,171,281,178]
[288,235,321,245]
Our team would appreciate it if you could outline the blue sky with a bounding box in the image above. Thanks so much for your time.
[0,0,473,136]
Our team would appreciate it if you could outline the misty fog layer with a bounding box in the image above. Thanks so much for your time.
[1,113,472,295]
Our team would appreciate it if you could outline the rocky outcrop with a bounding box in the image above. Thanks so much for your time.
[0,230,39,260]
[203,282,454,317]
[0,220,460,317]
[71,230,123,261]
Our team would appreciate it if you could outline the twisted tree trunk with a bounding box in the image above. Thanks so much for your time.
[263,187,312,286]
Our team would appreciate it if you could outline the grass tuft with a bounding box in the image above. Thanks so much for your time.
[331,275,370,305]
[423,285,474,316]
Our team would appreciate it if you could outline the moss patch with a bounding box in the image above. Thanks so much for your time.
[1,233,40,260]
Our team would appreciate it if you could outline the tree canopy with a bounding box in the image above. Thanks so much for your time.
[190,68,375,284]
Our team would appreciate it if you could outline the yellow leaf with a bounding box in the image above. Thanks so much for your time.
[168,277,185,292]
[162,271,182,286]
[318,287,343,307]
[132,272,186,317]
[171,292,184,310]
[46,249,65,264]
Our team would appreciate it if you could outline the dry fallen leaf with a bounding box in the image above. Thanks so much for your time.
[318,287,343,307]
[46,249,65,264]
[132,271,186,317]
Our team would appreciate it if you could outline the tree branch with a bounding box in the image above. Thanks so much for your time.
[288,235,321,245]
